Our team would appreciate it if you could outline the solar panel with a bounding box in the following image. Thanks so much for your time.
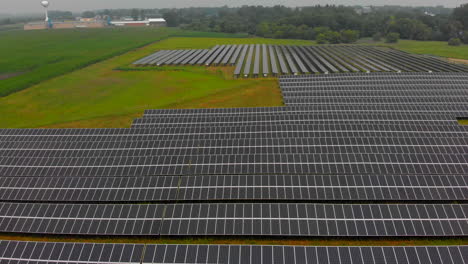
[0,240,144,264]
[318,46,359,72]
[188,49,210,65]
[1,70,468,249]
[313,46,349,72]
[262,44,269,77]
[220,45,235,65]
[172,49,198,65]
[229,45,244,65]
[275,45,289,74]
[213,45,231,65]
[2,240,466,264]
[293,46,320,73]
[233,45,248,76]
[142,104,468,117]
[196,45,220,65]
[147,49,180,65]
[2,175,465,202]
[243,44,254,77]
[204,45,226,66]
[1,203,465,236]
[305,46,339,73]
[287,46,309,74]
[281,45,299,75]
[157,49,186,66]
[130,45,468,75]
[133,50,165,65]
[180,49,204,65]
[163,49,192,65]
[329,46,377,72]
[268,45,279,76]
[253,44,260,77]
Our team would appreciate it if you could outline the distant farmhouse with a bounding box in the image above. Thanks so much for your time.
[24,17,166,30]
[110,18,167,27]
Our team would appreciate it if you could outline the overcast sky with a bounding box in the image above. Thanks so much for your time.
[4,0,467,14]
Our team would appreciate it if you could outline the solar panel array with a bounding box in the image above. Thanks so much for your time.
[133,45,468,77]
[1,203,466,236]
[1,69,467,260]
[2,240,467,264]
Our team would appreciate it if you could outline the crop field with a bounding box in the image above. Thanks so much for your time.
[0,27,248,97]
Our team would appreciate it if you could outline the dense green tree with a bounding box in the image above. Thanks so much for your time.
[82,11,96,18]
[372,33,382,41]
[162,10,180,27]
[463,31,468,44]
[49,11,74,20]
[453,4,468,29]
[0,18,12,25]
[313,27,331,39]
[324,31,342,44]
[316,33,328,44]
[448,38,462,46]
[413,21,432,40]
[68,5,468,42]
[385,32,400,43]
[131,9,139,21]
[340,30,359,43]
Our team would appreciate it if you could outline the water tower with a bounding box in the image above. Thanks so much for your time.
[41,1,50,22]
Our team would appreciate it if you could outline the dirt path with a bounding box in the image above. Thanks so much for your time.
[448,58,468,64]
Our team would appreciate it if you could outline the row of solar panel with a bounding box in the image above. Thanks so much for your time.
[279,75,468,107]
[131,114,464,128]
[1,175,465,202]
[2,240,467,264]
[4,145,468,159]
[0,161,467,178]
[1,127,467,146]
[279,72,468,81]
[133,45,468,77]
[2,131,467,146]
[0,203,466,236]
[142,104,468,117]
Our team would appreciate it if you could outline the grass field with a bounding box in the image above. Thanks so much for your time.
[0,36,297,128]
[0,27,248,97]
[358,38,468,60]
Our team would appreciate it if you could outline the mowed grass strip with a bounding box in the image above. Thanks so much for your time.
[1,234,466,247]
[0,36,291,128]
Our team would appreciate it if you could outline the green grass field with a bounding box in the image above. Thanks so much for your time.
[0,35,295,128]
[0,27,249,97]
[358,38,468,60]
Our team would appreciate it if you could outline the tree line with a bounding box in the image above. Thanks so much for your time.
[88,5,468,44]
[3,4,468,45]
[161,5,468,43]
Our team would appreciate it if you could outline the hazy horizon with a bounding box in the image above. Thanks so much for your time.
[3,0,466,14]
